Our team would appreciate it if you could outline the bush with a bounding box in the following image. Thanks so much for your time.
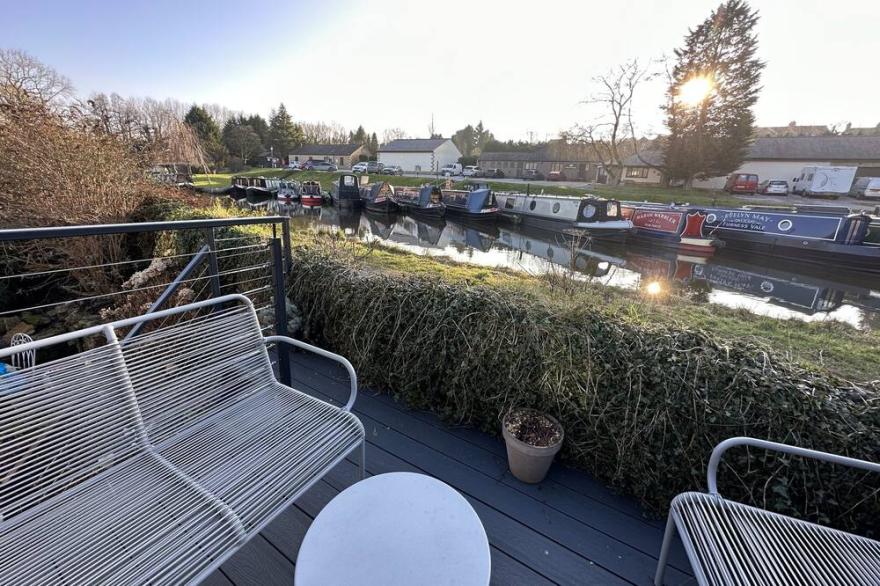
[288,248,880,536]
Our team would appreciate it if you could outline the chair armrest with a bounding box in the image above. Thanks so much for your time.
[707,436,880,495]
[264,335,358,412]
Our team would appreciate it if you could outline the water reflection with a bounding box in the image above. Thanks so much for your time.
[272,201,880,328]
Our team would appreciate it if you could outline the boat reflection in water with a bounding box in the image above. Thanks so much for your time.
[280,207,880,327]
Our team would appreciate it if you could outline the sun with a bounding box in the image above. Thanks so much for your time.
[678,76,714,106]
[645,281,663,296]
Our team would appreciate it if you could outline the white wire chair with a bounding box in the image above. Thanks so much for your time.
[0,294,365,585]
[9,332,34,370]
[654,437,880,585]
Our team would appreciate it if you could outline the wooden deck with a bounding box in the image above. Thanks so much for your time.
[204,351,696,586]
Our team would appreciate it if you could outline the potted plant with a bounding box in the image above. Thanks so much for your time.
[502,408,564,484]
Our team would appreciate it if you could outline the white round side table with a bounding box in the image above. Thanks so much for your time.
[295,472,491,585]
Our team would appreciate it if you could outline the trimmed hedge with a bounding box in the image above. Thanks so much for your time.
[289,248,880,536]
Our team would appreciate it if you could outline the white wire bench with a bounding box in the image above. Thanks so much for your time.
[0,294,365,585]
[654,437,880,585]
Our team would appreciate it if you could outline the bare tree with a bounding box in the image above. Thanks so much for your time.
[565,58,655,185]
[382,127,408,145]
[0,48,73,107]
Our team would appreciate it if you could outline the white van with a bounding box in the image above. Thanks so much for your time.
[441,163,463,176]
[850,177,880,200]
[791,166,857,198]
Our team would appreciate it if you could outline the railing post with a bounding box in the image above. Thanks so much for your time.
[270,237,291,385]
[281,217,293,274]
[204,227,222,300]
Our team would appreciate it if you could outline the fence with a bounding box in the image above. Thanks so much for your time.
[0,216,294,384]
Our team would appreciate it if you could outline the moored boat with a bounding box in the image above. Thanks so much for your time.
[229,175,250,200]
[392,185,445,219]
[494,192,632,237]
[621,203,719,256]
[330,173,362,208]
[440,186,499,221]
[277,180,300,201]
[360,181,398,213]
[623,202,879,269]
[245,177,280,204]
[300,180,324,206]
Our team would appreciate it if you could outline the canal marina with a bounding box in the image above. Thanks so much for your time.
[267,199,880,329]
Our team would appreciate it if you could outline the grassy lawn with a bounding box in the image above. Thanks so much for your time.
[192,169,745,206]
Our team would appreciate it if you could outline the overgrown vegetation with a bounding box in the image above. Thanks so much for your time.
[288,246,879,536]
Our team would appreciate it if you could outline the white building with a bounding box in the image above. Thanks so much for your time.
[378,138,462,173]
[621,136,880,189]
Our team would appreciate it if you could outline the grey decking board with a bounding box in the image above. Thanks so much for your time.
[287,352,692,578]
[200,570,235,586]
[220,535,295,586]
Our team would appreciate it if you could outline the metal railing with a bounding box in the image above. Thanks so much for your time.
[0,216,294,384]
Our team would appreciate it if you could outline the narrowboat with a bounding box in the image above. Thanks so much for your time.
[621,203,719,256]
[229,175,249,200]
[330,174,362,208]
[277,180,300,202]
[245,177,280,204]
[392,185,445,220]
[623,202,880,270]
[440,186,499,221]
[494,192,632,237]
[300,181,324,206]
[360,181,398,213]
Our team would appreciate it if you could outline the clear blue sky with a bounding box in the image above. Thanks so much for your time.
[4,0,878,140]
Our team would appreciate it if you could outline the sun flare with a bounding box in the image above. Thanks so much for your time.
[678,76,714,106]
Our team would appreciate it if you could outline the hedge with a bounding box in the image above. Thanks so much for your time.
[288,248,880,537]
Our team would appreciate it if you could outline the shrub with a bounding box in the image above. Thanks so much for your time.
[288,248,880,536]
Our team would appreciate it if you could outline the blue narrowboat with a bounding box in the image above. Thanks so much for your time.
[440,186,499,221]
[623,202,879,271]
[392,185,445,220]
[330,174,362,208]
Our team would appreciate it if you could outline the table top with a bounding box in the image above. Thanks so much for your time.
[295,472,491,586]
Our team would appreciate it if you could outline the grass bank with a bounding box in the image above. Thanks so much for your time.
[192,169,745,206]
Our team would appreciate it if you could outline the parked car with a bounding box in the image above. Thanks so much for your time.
[723,173,759,194]
[382,165,403,176]
[757,180,789,195]
[522,169,545,181]
[547,171,567,181]
[849,177,880,199]
[462,166,482,177]
[287,161,302,171]
[352,162,369,173]
[366,161,384,173]
[311,161,338,172]
[441,163,463,176]
[300,160,314,171]
[483,168,505,178]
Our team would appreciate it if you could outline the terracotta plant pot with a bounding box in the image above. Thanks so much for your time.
[502,409,564,484]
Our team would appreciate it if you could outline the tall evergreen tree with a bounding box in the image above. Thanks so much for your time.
[184,105,220,144]
[268,103,304,160]
[368,132,379,155]
[352,125,367,145]
[662,0,764,186]
[244,114,269,146]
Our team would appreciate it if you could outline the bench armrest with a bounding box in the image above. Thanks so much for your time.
[264,335,358,412]
[707,436,880,495]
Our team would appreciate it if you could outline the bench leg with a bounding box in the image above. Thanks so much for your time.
[654,514,676,586]
[358,440,366,480]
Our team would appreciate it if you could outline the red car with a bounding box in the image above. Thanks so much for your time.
[548,171,567,181]
[723,173,758,194]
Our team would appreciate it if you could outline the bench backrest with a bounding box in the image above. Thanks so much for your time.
[121,304,276,445]
[0,338,144,521]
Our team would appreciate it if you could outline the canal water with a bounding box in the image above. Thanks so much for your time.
[268,201,880,329]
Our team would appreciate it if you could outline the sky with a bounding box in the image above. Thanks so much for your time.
[3,0,878,141]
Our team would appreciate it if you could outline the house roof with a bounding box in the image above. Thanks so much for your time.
[289,143,364,156]
[623,136,880,167]
[379,138,450,152]
[479,151,541,162]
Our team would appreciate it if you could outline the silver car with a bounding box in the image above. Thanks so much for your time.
[311,161,338,172]
[758,180,788,195]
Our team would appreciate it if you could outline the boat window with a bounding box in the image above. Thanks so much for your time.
[530,201,537,211]
[582,204,596,219]
[504,198,515,209]
[778,219,793,232]
[552,203,560,213]
[607,202,619,217]
[343,176,356,187]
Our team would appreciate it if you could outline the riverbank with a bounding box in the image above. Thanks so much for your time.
[192,169,748,206]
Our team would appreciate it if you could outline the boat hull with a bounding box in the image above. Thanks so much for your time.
[398,203,445,220]
[246,187,274,204]
[364,199,398,213]
[445,206,500,221]
[300,196,323,206]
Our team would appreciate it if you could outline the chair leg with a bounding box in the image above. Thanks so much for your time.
[654,514,677,586]
[358,440,366,480]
